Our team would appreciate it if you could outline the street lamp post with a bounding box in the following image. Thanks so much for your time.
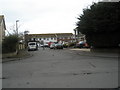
[16,20,19,54]
[16,20,19,36]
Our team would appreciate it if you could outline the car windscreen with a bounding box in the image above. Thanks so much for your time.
[29,43,36,45]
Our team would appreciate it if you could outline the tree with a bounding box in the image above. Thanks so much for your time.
[76,2,120,48]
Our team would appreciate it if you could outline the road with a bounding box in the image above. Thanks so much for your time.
[2,48,118,88]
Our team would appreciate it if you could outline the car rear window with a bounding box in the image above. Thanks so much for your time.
[29,43,36,45]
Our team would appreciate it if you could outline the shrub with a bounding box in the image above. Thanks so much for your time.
[2,35,19,53]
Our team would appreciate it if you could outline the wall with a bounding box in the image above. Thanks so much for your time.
[0,21,3,43]
[0,16,6,43]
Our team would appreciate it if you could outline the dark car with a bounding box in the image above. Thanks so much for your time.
[74,41,89,48]
[55,43,63,49]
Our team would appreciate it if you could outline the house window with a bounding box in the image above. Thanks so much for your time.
[35,38,38,41]
[68,37,70,39]
[47,38,49,40]
[31,38,34,41]
[65,37,67,39]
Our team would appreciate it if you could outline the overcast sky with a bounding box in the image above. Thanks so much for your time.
[0,0,100,34]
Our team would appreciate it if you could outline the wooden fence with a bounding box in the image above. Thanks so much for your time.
[18,44,25,50]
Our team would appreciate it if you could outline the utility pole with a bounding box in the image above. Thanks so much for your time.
[16,20,19,36]
[16,20,19,54]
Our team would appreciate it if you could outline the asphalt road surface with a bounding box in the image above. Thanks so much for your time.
[2,48,118,88]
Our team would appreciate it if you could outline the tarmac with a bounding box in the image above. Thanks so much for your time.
[2,48,119,63]
[2,47,119,88]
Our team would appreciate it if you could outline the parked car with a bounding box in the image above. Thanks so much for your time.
[44,43,49,47]
[40,43,49,47]
[50,42,55,49]
[63,43,69,48]
[40,44,44,47]
[55,43,63,49]
[74,41,89,48]
[28,42,38,51]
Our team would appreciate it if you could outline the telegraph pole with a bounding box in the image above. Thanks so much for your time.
[16,20,19,54]
[16,20,19,36]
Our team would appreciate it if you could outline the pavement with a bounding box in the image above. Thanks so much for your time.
[2,50,33,63]
[70,48,119,58]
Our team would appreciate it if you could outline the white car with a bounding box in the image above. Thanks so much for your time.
[28,42,38,51]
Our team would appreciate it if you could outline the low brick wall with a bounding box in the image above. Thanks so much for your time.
[2,51,17,58]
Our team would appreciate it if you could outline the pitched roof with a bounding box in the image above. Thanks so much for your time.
[28,34,56,37]
[56,33,73,36]
[28,33,73,37]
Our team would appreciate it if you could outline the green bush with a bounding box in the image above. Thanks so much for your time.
[2,35,19,53]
